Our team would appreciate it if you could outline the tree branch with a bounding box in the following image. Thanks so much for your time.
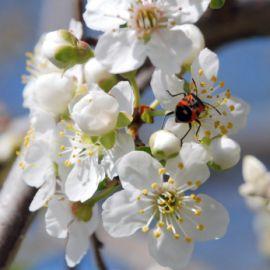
[90,233,107,270]
[0,159,36,269]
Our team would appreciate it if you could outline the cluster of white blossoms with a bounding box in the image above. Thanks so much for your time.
[240,156,270,257]
[20,0,249,269]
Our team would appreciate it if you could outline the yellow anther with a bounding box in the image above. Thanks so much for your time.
[168,178,175,185]
[142,226,149,233]
[196,224,205,231]
[220,125,228,135]
[227,122,234,129]
[60,145,66,151]
[77,159,81,164]
[178,163,184,170]
[72,154,76,158]
[214,121,220,128]
[223,111,228,116]
[185,237,193,243]
[158,221,165,228]
[198,69,204,76]
[174,233,180,239]
[211,75,217,82]
[225,89,231,99]
[195,180,202,188]
[204,130,211,138]
[151,182,159,190]
[136,195,141,201]
[187,181,193,186]
[142,189,148,196]
[194,209,202,216]
[219,81,225,87]
[138,209,145,214]
[167,224,173,232]
[19,162,25,170]
[15,150,21,156]
[229,105,235,112]
[64,160,72,167]
[59,131,65,137]
[154,229,162,238]
[87,150,94,156]
[200,82,207,87]
[159,168,166,175]
[178,217,184,223]
[201,89,207,95]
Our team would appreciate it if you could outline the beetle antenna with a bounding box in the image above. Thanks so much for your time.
[204,102,222,115]
[192,79,198,95]
[166,90,186,98]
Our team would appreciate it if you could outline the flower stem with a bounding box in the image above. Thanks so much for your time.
[123,71,140,109]
[150,99,160,110]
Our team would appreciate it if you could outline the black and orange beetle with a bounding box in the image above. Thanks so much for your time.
[165,79,221,145]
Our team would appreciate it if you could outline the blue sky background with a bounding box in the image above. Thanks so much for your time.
[1,1,270,270]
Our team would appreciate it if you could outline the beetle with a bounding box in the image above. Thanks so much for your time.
[165,79,221,145]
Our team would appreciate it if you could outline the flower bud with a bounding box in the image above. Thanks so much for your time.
[149,130,180,160]
[71,90,119,136]
[84,58,111,85]
[180,24,205,67]
[208,137,241,170]
[41,30,93,69]
[32,73,76,116]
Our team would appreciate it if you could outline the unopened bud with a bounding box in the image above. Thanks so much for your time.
[149,130,180,160]
[41,30,93,69]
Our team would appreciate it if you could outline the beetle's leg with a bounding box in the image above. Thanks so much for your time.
[195,119,202,138]
[162,111,174,129]
[180,123,192,146]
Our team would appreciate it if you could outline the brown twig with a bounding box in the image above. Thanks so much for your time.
[90,233,107,270]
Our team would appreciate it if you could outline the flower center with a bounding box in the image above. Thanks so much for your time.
[157,191,179,215]
[131,4,164,40]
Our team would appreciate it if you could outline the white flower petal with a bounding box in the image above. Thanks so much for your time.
[69,19,83,39]
[65,221,90,267]
[243,155,267,183]
[147,29,192,74]
[191,48,219,86]
[182,194,229,241]
[166,0,210,23]
[65,158,105,202]
[102,132,135,179]
[83,0,131,32]
[148,229,194,270]
[29,172,56,212]
[95,30,146,74]
[117,151,162,191]
[151,69,184,111]
[166,142,210,187]
[109,81,134,116]
[102,190,148,237]
[45,197,73,239]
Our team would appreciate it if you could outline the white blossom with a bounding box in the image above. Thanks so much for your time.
[84,58,111,86]
[84,0,211,74]
[102,146,229,269]
[25,73,76,116]
[45,196,99,267]
[240,155,270,211]
[206,136,241,170]
[149,130,180,160]
[151,48,250,145]
[71,81,134,136]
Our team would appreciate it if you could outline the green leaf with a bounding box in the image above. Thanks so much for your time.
[116,112,132,129]
[210,0,225,9]
[99,131,116,150]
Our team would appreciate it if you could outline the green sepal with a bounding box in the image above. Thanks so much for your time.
[120,70,137,80]
[136,146,152,155]
[116,112,132,129]
[208,161,222,171]
[72,202,93,222]
[61,30,78,46]
[141,110,154,124]
[99,75,119,93]
[200,136,212,146]
[210,0,225,9]
[54,46,78,69]
[99,130,116,150]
